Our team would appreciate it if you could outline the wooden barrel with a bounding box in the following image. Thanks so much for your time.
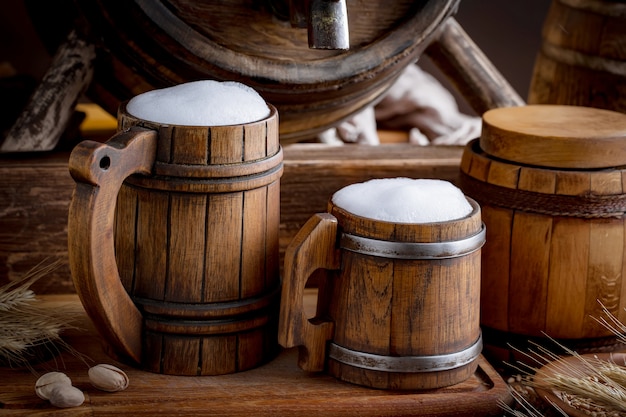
[61,0,459,141]
[528,0,626,113]
[68,103,282,376]
[278,194,484,390]
[459,105,626,362]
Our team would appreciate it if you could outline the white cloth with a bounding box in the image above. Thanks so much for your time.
[317,64,481,146]
[317,106,379,145]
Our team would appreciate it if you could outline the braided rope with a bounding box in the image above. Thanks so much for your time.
[459,172,626,219]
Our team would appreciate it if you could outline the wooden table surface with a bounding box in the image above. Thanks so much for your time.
[0,292,511,416]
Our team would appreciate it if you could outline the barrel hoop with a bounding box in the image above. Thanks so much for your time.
[134,284,281,319]
[153,147,283,179]
[143,313,271,336]
[123,162,283,193]
[328,335,482,373]
[339,225,485,260]
[460,172,626,219]
[542,42,626,76]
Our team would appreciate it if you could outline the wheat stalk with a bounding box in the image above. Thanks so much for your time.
[0,260,79,368]
[503,305,626,417]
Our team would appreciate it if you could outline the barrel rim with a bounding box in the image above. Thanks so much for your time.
[128,0,456,85]
[329,197,483,243]
[339,223,485,259]
[69,0,459,140]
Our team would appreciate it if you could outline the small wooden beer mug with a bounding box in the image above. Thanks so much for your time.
[68,83,282,375]
[279,179,485,390]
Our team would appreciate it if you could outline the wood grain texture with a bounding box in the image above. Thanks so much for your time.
[460,104,626,358]
[1,30,96,152]
[279,214,340,372]
[480,105,626,169]
[528,0,626,113]
[0,294,511,417]
[68,129,158,366]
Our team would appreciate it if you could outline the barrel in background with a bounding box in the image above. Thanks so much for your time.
[528,0,626,113]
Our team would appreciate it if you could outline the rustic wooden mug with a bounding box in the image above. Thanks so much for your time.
[68,103,282,375]
[278,187,485,390]
[460,105,626,361]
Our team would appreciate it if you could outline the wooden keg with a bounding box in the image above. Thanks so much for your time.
[279,194,485,390]
[68,104,282,375]
[460,105,626,361]
[528,0,626,113]
[60,0,459,141]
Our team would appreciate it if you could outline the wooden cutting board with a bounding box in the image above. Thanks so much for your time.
[0,294,511,416]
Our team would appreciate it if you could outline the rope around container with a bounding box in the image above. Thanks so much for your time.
[459,172,626,219]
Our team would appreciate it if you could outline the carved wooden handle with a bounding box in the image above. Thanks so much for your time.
[278,213,341,372]
[68,128,157,365]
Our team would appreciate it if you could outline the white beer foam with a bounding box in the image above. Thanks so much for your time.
[126,80,270,126]
[332,178,472,223]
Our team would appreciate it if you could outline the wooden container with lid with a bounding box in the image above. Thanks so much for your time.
[460,105,626,360]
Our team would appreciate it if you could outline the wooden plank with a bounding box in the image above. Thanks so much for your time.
[133,189,168,300]
[584,219,624,337]
[241,186,268,298]
[545,217,589,338]
[205,193,243,302]
[479,206,512,332]
[0,293,510,416]
[508,212,552,335]
[166,193,207,303]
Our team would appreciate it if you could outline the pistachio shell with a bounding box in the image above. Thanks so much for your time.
[48,384,85,408]
[35,372,72,400]
[88,364,129,392]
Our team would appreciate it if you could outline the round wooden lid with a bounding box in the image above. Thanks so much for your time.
[480,105,626,169]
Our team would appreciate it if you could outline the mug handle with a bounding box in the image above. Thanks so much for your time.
[278,213,341,371]
[67,127,158,365]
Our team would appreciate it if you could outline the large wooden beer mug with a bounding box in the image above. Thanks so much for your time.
[67,87,282,375]
[279,179,485,390]
[460,105,626,360]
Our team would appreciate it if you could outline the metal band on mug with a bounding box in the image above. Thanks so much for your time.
[328,334,482,373]
[339,223,486,259]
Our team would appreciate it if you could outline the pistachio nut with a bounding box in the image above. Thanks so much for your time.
[35,372,72,400]
[48,384,85,408]
[88,364,129,392]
